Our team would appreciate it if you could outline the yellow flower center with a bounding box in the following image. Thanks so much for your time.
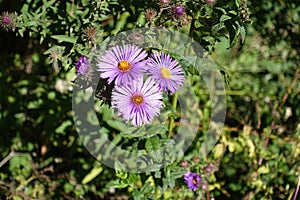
[131,94,144,106]
[118,60,131,72]
[193,178,197,185]
[160,66,171,79]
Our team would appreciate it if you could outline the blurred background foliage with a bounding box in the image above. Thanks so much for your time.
[0,0,299,199]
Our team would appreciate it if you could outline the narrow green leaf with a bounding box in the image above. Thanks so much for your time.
[106,180,128,188]
[82,165,103,184]
[239,26,246,43]
[51,35,77,44]
[212,22,225,34]
[220,14,232,22]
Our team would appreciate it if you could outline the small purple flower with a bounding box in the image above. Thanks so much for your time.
[184,172,202,191]
[146,51,185,94]
[174,5,185,16]
[75,56,89,75]
[97,44,148,86]
[112,77,163,126]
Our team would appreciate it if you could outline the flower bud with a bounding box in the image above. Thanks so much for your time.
[173,5,185,16]
[181,160,188,168]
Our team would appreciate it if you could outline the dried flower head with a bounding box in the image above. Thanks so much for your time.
[83,25,99,40]
[239,0,252,24]
[49,49,64,63]
[0,12,17,31]
[145,8,157,22]
[179,14,191,26]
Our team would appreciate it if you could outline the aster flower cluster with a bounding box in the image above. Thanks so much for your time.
[95,44,185,126]
[182,161,216,192]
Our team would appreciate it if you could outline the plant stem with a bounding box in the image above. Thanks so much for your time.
[168,92,178,137]
[293,173,300,200]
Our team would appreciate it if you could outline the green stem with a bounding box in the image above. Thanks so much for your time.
[168,92,178,137]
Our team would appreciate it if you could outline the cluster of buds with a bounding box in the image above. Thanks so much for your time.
[239,0,252,24]
[144,1,190,26]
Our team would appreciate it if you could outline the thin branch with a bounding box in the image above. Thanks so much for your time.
[0,150,30,168]
[293,173,300,200]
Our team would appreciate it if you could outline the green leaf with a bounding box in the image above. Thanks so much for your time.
[82,165,103,184]
[106,120,128,131]
[114,160,128,179]
[194,20,202,28]
[225,21,238,48]
[55,120,72,134]
[106,180,128,188]
[213,144,224,160]
[51,35,78,44]
[239,25,246,43]
[170,166,186,179]
[220,14,232,22]
[145,125,167,137]
[215,7,227,14]
[144,164,162,172]
[145,136,163,163]
[212,22,225,34]
[139,181,154,196]
[258,164,270,175]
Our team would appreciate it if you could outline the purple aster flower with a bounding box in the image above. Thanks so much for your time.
[184,172,202,191]
[112,77,163,126]
[97,44,148,86]
[75,56,89,75]
[146,51,185,94]
[174,5,185,16]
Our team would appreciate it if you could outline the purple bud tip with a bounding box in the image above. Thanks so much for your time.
[174,5,185,16]
[2,16,11,25]
[75,56,89,76]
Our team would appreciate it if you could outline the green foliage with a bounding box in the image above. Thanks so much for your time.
[0,0,299,199]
